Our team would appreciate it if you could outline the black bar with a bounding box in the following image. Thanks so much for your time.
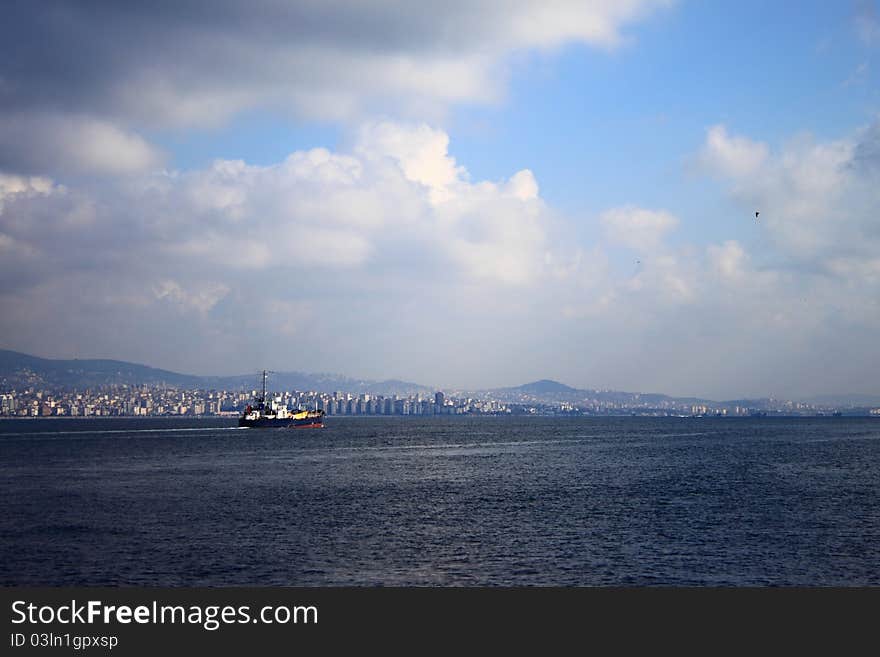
[2,587,877,654]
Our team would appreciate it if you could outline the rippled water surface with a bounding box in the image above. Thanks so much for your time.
[2,416,879,585]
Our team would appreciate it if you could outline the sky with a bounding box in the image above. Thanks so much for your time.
[1,0,879,400]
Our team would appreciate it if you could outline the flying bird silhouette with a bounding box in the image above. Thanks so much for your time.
[755,211,760,219]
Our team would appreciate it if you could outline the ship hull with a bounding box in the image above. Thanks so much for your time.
[238,416,324,429]
[239,370,324,428]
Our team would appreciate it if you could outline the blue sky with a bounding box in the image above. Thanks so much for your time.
[151,1,879,249]
[1,1,879,399]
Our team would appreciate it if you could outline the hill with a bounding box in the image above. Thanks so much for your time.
[0,349,431,396]
[10,350,862,409]
[481,378,715,407]
[0,349,202,388]
[507,379,579,395]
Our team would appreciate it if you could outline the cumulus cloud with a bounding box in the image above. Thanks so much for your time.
[695,121,877,265]
[356,122,466,203]
[699,125,768,178]
[653,119,880,394]
[2,114,879,398]
[556,115,880,398]
[0,122,566,376]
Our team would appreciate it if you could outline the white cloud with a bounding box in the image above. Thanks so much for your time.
[3,117,880,399]
[0,173,56,210]
[0,120,584,384]
[504,0,674,49]
[0,2,676,182]
[0,113,164,176]
[699,124,768,178]
[109,2,672,128]
[356,122,465,203]
[695,122,874,264]
[0,121,558,306]
[707,240,748,283]
[600,205,679,252]
[153,280,230,314]
[507,170,540,201]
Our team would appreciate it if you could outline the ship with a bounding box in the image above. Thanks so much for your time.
[238,370,325,429]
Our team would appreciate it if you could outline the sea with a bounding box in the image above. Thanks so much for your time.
[1,416,878,586]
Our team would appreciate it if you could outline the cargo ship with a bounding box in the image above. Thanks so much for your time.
[238,370,324,428]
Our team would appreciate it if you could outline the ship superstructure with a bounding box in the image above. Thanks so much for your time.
[238,370,324,429]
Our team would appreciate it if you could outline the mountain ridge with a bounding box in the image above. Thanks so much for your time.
[2,349,877,407]
[0,349,431,396]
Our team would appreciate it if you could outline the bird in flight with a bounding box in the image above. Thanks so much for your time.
[755,211,760,219]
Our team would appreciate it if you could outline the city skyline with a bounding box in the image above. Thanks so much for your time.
[2,3,879,400]
[2,347,879,408]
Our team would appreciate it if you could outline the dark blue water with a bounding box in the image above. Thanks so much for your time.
[1,416,878,586]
